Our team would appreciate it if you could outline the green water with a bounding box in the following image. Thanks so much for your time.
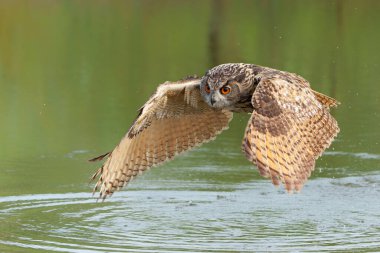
[0,1,379,252]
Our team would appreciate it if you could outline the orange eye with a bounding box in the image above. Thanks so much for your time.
[204,84,211,93]
[220,86,231,95]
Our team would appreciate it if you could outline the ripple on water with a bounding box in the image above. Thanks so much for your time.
[0,175,380,252]
[324,151,380,160]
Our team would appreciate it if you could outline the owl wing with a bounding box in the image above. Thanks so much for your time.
[242,76,339,192]
[90,77,233,199]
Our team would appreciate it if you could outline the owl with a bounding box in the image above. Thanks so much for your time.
[90,63,339,200]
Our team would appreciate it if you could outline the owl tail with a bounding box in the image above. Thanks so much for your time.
[312,90,340,108]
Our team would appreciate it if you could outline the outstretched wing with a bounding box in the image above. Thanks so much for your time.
[91,77,233,199]
[242,76,339,192]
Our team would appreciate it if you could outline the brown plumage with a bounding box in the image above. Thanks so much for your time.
[90,77,233,199]
[90,63,339,199]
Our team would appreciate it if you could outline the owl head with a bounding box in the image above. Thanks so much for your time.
[200,63,256,109]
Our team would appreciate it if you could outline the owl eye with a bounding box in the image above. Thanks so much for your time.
[220,86,231,95]
[204,83,211,94]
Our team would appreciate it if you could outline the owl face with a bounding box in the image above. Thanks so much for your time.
[200,63,254,109]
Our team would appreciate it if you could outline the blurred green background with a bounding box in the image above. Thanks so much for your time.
[0,1,380,252]
[1,0,379,196]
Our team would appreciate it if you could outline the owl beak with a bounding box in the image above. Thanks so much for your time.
[210,96,216,105]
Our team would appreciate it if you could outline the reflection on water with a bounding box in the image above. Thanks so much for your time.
[1,1,380,252]
[1,174,379,253]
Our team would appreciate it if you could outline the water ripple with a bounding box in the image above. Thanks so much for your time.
[324,151,380,160]
[0,175,380,252]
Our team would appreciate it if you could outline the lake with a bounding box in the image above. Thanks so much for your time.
[0,1,379,252]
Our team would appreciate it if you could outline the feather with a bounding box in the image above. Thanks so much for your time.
[242,75,339,192]
[90,78,233,199]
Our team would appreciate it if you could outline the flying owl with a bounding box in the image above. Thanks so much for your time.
[90,63,339,199]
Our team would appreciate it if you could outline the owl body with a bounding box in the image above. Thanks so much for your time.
[90,63,340,200]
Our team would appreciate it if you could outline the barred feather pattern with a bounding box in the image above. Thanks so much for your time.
[91,78,233,200]
[242,77,339,192]
[312,90,340,108]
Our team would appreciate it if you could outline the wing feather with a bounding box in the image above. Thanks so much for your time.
[243,77,339,192]
[312,90,340,108]
[91,78,233,199]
